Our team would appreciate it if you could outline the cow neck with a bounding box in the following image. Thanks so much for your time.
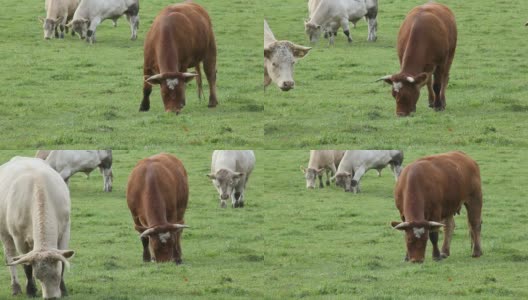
[32,179,58,250]
[400,24,433,76]
[158,29,181,74]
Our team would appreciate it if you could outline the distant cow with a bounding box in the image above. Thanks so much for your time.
[127,153,189,264]
[208,150,255,208]
[139,3,218,113]
[391,151,483,263]
[68,0,139,43]
[378,3,457,116]
[41,0,79,39]
[333,150,403,193]
[305,0,378,45]
[45,150,113,192]
[0,157,74,299]
[264,19,312,91]
[301,150,345,189]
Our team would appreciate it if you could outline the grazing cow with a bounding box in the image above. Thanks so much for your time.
[207,150,255,208]
[377,3,457,116]
[126,153,189,264]
[41,0,79,39]
[391,151,483,263]
[45,150,113,192]
[333,150,403,193]
[305,0,378,45]
[264,19,312,91]
[139,3,217,113]
[67,0,139,43]
[0,157,74,298]
[301,150,345,189]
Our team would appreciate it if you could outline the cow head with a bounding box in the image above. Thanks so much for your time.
[67,19,90,40]
[207,169,243,208]
[332,172,353,192]
[304,20,322,43]
[264,41,311,91]
[8,249,74,299]
[145,72,198,113]
[378,73,429,116]
[301,166,324,189]
[391,221,444,263]
[40,17,59,40]
[140,224,188,263]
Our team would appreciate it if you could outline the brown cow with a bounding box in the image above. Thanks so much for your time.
[139,3,217,113]
[126,153,189,264]
[378,3,457,116]
[391,151,482,263]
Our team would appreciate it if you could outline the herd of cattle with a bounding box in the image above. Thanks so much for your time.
[265,1,460,116]
[0,149,483,298]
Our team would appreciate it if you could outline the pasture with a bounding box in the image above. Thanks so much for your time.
[263,0,528,148]
[0,0,265,148]
[0,149,527,299]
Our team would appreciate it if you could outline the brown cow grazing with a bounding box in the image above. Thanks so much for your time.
[139,3,218,114]
[126,153,189,264]
[377,3,457,116]
[391,151,483,263]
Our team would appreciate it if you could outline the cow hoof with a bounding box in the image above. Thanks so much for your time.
[440,252,449,258]
[433,256,443,262]
[239,202,244,208]
[11,283,22,296]
[220,201,227,209]
[139,104,150,112]
[208,102,218,108]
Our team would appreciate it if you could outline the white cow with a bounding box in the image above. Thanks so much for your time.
[41,0,80,39]
[207,150,256,208]
[45,150,113,192]
[305,0,378,45]
[333,150,403,193]
[301,150,345,189]
[0,157,74,299]
[264,19,312,91]
[67,0,139,43]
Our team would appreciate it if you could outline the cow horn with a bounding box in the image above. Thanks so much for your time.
[405,76,415,83]
[393,221,410,230]
[139,228,156,238]
[145,74,163,83]
[181,72,198,78]
[7,251,36,266]
[427,221,445,228]
[375,75,392,82]
[171,224,189,231]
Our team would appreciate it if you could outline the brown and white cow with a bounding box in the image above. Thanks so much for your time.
[391,151,483,263]
[0,157,74,299]
[126,153,189,264]
[301,150,345,189]
[264,19,312,91]
[378,3,457,116]
[139,3,218,113]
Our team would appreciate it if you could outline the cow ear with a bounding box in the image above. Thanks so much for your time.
[38,16,45,23]
[300,165,306,173]
[59,250,75,259]
[206,173,216,180]
[291,44,311,58]
[65,21,72,28]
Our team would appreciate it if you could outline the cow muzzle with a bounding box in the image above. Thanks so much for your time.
[220,194,229,200]
[280,81,294,91]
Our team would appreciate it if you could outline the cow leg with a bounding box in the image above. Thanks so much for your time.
[57,224,70,296]
[365,5,378,41]
[325,169,331,186]
[101,167,112,192]
[376,168,382,177]
[54,25,59,38]
[139,79,152,112]
[59,23,65,39]
[426,76,435,108]
[465,192,483,257]
[127,14,139,41]
[173,232,183,265]
[432,67,445,111]
[141,236,151,262]
[441,216,455,258]
[203,53,218,108]
[86,17,101,44]
[340,19,352,43]
[318,173,324,188]
[350,167,366,194]
[329,163,337,185]
[23,265,37,297]
[2,236,22,295]
[429,231,442,261]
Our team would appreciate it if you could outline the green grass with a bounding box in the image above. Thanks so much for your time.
[0,149,526,299]
[263,0,528,148]
[0,0,265,148]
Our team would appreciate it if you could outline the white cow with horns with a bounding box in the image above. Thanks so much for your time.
[0,157,74,299]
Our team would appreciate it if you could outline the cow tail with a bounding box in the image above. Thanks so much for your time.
[195,64,203,100]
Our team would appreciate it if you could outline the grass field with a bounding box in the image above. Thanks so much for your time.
[263,0,528,148]
[0,0,265,148]
[0,149,526,299]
